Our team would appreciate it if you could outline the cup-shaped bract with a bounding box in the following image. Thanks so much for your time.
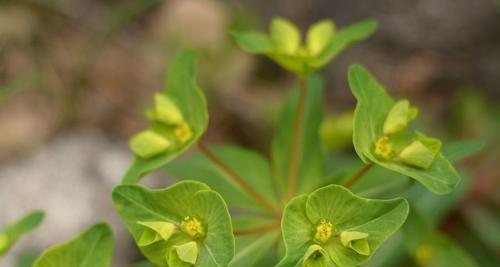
[112,181,235,267]
[306,20,335,57]
[302,244,331,267]
[340,231,370,256]
[232,17,378,76]
[278,185,408,267]
[348,64,460,194]
[123,50,208,184]
[137,221,176,247]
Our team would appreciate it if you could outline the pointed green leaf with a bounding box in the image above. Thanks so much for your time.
[123,50,208,184]
[231,31,274,54]
[278,185,408,267]
[348,64,460,194]
[112,181,235,267]
[33,223,113,267]
[308,20,378,69]
[442,140,484,162]
[270,17,301,55]
[0,211,44,257]
[271,75,325,196]
[165,145,279,214]
[306,20,335,56]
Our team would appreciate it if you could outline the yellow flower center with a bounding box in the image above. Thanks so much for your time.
[314,220,334,244]
[175,122,193,143]
[181,216,205,238]
[374,136,393,159]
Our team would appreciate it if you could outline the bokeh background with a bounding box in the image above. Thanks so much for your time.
[0,0,499,266]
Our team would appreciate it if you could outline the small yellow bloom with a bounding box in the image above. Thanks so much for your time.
[175,122,193,144]
[374,136,393,159]
[181,216,205,238]
[314,220,334,244]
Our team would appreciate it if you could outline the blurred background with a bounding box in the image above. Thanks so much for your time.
[0,0,499,266]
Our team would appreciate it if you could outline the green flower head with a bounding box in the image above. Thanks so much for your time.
[278,185,408,267]
[233,17,378,76]
[123,50,208,184]
[113,181,235,267]
[349,64,460,194]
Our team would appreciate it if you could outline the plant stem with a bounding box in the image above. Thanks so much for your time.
[197,142,281,217]
[343,163,374,188]
[233,223,280,236]
[286,76,308,200]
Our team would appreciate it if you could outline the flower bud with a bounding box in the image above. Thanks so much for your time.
[306,20,335,57]
[270,17,301,55]
[136,221,175,247]
[129,130,172,158]
[383,100,418,135]
[399,137,441,169]
[154,94,184,125]
[340,231,370,256]
[168,241,198,266]
[302,244,329,267]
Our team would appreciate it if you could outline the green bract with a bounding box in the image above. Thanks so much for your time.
[303,244,330,267]
[112,181,235,266]
[123,49,208,184]
[348,64,460,194]
[340,231,370,256]
[33,223,114,267]
[0,211,44,257]
[232,17,378,76]
[278,185,409,267]
[137,221,176,247]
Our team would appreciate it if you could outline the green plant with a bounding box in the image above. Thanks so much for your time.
[0,16,483,267]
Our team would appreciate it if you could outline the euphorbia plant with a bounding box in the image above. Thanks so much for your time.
[0,16,481,267]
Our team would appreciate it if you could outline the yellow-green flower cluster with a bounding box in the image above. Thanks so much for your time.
[374,100,441,169]
[303,219,370,266]
[136,216,205,266]
[129,94,193,158]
